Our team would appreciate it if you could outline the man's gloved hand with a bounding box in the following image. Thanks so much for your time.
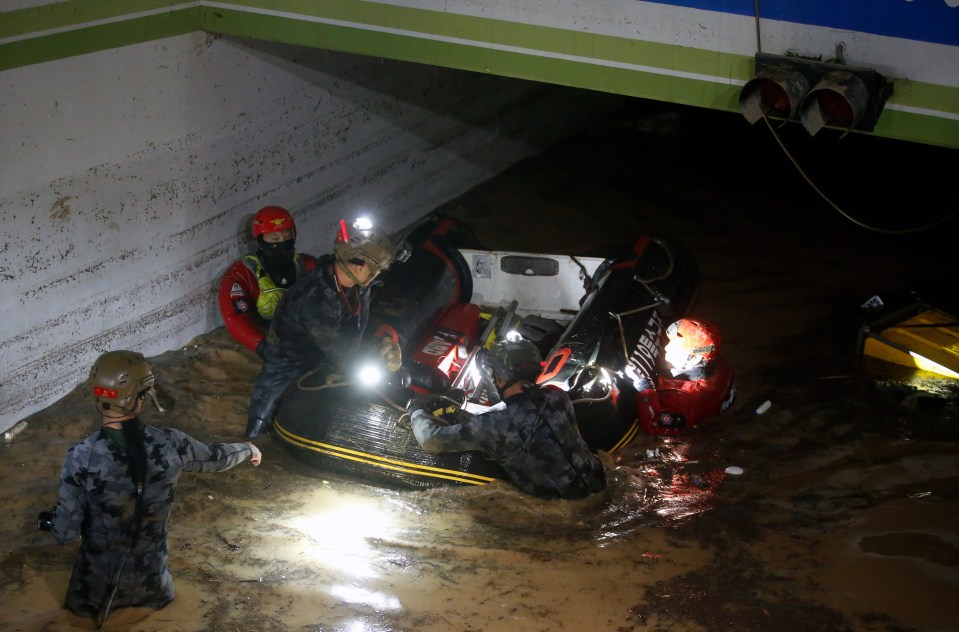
[407,394,459,419]
[430,400,460,419]
[379,336,402,372]
[37,506,57,531]
[255,338,268,359]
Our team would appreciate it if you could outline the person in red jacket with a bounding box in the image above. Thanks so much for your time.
[638,317,736,435]
[217,206,317,357]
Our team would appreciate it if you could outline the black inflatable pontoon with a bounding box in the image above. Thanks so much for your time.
[273,217,699,489]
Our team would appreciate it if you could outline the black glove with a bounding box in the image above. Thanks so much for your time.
[37,506,56,531]
[255,338,268,359]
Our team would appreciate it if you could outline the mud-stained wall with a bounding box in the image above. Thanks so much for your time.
[0,32,622,431]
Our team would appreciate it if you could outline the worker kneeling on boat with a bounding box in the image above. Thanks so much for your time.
[408,340,606,499]
[246,217,409,439]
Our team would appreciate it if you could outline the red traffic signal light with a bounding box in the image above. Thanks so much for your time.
[739,53,892,136]
[739,64,809,124]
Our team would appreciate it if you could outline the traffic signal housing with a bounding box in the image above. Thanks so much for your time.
[739,52,892,136]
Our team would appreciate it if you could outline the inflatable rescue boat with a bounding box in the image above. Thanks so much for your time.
[273,216,700,489]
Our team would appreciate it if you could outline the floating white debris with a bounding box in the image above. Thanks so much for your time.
[725,466,744,475]
[3,421,27,443]
[755,400,772,414]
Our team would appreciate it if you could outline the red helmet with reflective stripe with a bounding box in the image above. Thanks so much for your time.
[252,206,295,239]
[666,318,720,363]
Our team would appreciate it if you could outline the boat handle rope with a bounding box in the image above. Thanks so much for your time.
[568,364,614,405]
[294,368,463,429]
[609,300,664,366]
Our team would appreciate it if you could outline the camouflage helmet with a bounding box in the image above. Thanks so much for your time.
[334,217,398,270]
[89,350,155,415]
[486,339,543,382]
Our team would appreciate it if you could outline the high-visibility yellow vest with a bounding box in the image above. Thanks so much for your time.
[241,254,306,320]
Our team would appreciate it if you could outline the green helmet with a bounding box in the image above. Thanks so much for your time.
[486,339,542,382]
[334,217,399,270]
[89,350,155,415]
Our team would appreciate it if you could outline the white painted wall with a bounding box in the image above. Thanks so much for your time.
[0,32,621,431]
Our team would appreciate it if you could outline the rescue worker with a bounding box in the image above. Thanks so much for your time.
[218,205,317,357]
[37,350,261,625]
[639,317,736,435]
[408,339,606,499]
[245,217,407,439]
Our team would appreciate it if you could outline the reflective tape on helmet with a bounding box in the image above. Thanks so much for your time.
[94,386,118,399]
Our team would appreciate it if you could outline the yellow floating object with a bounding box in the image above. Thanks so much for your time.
[860,302,959,379]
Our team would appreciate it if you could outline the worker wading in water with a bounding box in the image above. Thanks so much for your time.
[38,350,262,626]
[408,339,606,499]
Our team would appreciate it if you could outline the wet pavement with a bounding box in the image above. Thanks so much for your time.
[1,101,957,631]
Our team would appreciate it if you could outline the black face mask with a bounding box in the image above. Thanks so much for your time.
[257,236,297,287]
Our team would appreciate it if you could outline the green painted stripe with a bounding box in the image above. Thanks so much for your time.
[209,0,747,81]
[207,2,959,117]
[201,7,959,147]
[0,8,198,71]
[887,79,959,117]
[869,108,959,148]
[200,4,959,116]
[0,0,185,38]
[202,9,740,104]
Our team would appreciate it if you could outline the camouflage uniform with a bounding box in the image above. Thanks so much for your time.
[411,387,605,499]
[51,420,254,617]
[248,254,370,429]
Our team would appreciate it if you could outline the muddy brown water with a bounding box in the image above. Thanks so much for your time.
[2,104,957,631]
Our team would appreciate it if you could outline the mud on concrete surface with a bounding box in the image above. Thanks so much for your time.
[1,101,958,631]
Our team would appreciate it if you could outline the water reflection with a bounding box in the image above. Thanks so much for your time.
[329,584,402,612]
[591,436,734,544]
[282,493,399,578]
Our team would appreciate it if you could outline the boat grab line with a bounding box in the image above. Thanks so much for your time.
[274,423,495,484]
[609,420,641,452]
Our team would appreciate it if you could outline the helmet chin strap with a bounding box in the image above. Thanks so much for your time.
[99,387,165,422]
[497,376,527,397]
[146,387,166,413]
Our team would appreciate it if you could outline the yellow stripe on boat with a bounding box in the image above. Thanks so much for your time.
[609,419,640,452]
[862,306,959,379]
[273,422,495,485]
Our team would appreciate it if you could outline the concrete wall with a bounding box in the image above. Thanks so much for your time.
[0,32,621,431]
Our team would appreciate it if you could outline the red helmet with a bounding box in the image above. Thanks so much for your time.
[252,206,295,239]
[665,318,720,366]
